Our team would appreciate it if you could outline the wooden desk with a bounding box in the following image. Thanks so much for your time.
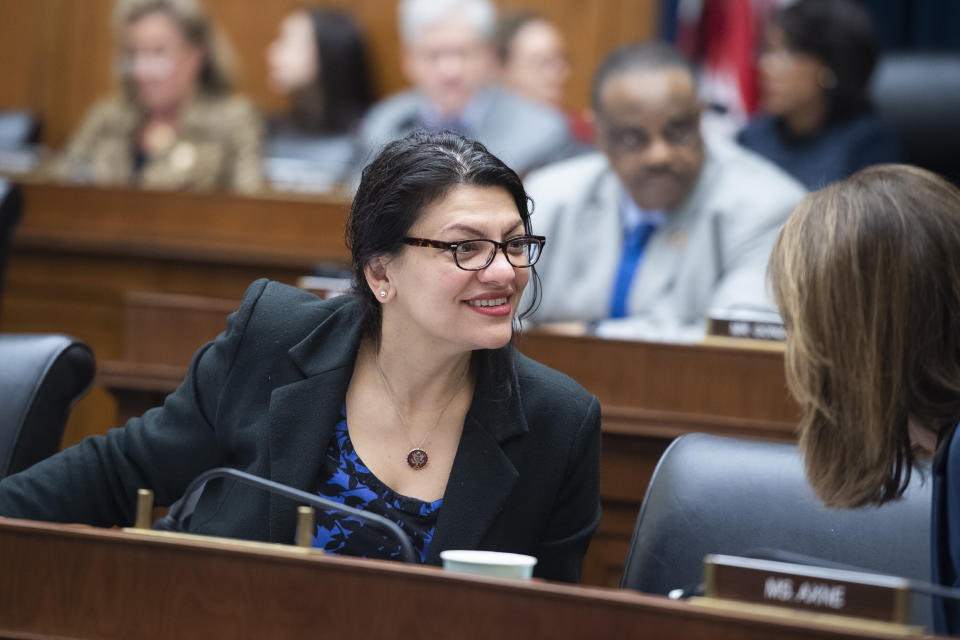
[517,333,798,587]
[0,182,351,448]
[0,518,926,640]
[96,291,799,588]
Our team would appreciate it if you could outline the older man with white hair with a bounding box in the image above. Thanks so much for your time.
[353,0,573,176]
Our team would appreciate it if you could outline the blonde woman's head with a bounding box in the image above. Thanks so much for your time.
[113,0,237,111]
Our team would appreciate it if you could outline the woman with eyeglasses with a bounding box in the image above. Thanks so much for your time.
[0,130,601,583]
[737,0,898,191]
[46,0,263,192]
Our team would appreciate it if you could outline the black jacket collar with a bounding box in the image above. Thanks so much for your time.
[266,294,529,562]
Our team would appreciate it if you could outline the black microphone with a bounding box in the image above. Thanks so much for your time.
[152,467,418,564]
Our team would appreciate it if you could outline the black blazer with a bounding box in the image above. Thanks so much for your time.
[0,280,602,582]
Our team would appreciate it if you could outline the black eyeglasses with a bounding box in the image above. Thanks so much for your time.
[599,116,701,154]
[403,235,546,271]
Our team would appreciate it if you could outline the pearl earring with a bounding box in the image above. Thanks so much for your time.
[379,290,387,298]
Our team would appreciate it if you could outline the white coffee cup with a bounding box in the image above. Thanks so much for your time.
[439,550,538,580]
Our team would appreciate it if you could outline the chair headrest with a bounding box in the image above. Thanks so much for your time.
[0,334,95,477]
[870,53,960,177]
[621,433,931,622]
[0,110,41,149]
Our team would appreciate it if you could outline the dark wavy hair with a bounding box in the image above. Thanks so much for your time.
[776,0,879,123]
[290,8,373,134]
[346,130,539,337]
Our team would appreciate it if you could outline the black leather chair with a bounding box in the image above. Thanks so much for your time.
[870,53,960,183]
[0,110,41,150]
[621,433,932,626]
[0,334,95,478]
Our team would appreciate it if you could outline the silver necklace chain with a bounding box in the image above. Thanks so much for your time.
[374,349,470,452]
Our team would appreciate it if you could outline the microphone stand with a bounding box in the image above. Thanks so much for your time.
[154,467,418,564]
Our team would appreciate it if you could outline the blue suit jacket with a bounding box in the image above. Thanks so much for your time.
[932,423,960,633]
[737,114,900,191]
[0,280,601,582]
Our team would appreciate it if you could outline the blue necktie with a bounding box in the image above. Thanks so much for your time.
[609,222,658,319]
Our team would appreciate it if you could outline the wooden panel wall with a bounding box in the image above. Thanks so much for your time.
[0,0,657,149]
[0,0,115,150]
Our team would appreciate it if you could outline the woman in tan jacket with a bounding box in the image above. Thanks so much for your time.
[48,0,263,193]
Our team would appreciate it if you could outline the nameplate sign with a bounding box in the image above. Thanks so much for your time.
[707,309,786,342]
[704,554,911,623]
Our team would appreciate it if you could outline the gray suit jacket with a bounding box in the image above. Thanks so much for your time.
[524,138,806,342]
[353,86,574,177]
[0,280,601,582]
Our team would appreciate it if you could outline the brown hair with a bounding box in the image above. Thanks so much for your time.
[769,164,960,508]
[493,10,543,64]
[113,0,238,95]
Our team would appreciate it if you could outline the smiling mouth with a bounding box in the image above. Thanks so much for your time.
[467,297,508,308]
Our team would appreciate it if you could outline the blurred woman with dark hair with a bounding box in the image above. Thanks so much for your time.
[768,164,960,634]
[265,8,373,190]
[48,0,264,192]
[738,0,898,190]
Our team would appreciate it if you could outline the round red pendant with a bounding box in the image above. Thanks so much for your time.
[407,448,429,470]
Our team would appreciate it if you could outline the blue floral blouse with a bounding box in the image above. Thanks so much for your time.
[309,409,442,563]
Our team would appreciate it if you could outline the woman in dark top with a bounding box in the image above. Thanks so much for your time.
[768,164,960,634]
[0,130,602,583]
[265,8,373,190]
[738,0,898,190]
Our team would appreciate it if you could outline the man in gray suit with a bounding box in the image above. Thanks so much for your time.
[353,0,573,177]
[524,43,806,342]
